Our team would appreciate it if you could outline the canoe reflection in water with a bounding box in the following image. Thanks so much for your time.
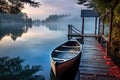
[50,56,80,80]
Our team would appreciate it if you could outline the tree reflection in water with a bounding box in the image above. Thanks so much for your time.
[0,57,45,80]
[0,22,32,41]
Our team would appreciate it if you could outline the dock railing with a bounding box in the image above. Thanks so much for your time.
[67,7,114,56]
[68,24,82,40]
[98,8,113,56]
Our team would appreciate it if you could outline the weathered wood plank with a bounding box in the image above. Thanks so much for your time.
[80,70,109,76]
[80,62,110,69]
[80,62,111,68]
[82,52,105,56]
[80,74,117,80]
[81,67,109,71]
[81,59,109,64]
[80,65,109,70]
[81,56,105,60]
[81,58,107,61]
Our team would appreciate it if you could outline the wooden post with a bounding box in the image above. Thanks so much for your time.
[97,18,100,41]
[107,9,113,56]
[68,24,70,35]
[109,8,113,43]
[95,17,97,35]
[106,41,110,56]
[82,17,84,41]
[101,17,105,46]
[68,25,70,40]
[102,17,105,35]
[68,24,72,40]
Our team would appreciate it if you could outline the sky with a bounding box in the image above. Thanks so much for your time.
[22,0,86,19]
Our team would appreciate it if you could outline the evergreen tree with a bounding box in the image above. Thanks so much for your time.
[0,0,40,13]
[77,0,120,41]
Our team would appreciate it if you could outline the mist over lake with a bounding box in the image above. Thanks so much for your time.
[0,14,96,80]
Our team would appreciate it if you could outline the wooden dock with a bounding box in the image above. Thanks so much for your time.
[78,37,118,80]
[67,9,120,80]
[67,24,119,80]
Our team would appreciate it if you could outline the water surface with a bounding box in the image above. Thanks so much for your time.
[0,18,96,80]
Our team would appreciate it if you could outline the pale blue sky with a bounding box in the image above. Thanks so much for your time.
[22,0,86,19]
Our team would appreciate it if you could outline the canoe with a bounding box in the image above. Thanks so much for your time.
[50,40,82,76]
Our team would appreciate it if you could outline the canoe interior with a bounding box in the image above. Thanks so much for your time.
[52,41,81,62]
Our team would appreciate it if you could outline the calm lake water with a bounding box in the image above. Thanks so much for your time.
[0,17,96,80]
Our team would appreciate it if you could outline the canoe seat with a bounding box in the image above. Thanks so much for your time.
[62,45,80,48]
[54,50,79,53]
[52,57,67,61]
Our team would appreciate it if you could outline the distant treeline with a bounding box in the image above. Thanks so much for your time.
[33,14,71,24]
[0,13,32,23]
[44,14,70,22]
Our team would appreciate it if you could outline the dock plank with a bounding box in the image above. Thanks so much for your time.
[80,74,118,80]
